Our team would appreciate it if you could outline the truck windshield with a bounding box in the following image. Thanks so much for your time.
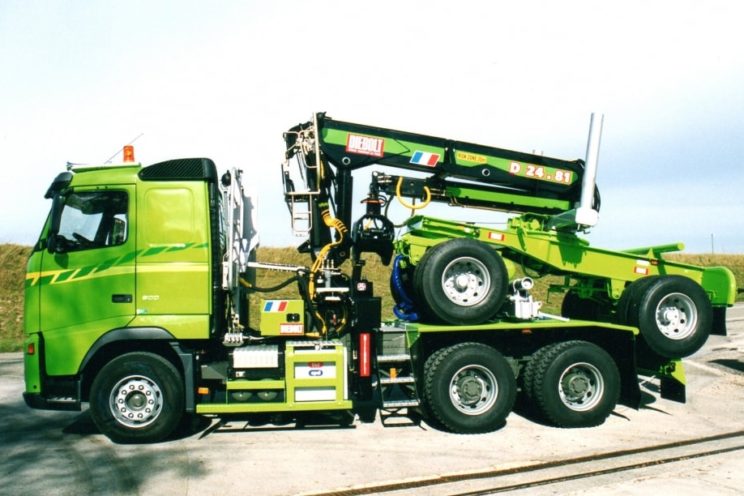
[54,191,128,251]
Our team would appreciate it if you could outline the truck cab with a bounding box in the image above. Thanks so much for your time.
[24,158,223,414]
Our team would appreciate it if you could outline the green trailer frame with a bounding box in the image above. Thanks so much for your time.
[396,214,736,308]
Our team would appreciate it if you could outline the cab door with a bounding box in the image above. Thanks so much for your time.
[39,186,136,375]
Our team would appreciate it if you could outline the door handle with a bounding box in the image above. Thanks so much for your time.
[111,294,133,304]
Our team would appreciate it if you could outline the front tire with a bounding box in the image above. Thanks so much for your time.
[89,352,184,443]
[423,343,516,433]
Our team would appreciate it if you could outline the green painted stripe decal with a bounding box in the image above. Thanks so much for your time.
[26,244,209,287]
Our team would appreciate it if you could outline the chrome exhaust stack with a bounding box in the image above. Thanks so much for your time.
[549,113,603,230]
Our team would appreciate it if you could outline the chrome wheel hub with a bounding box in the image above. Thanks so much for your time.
[449,365,498,415]
[441,257,491,307]
[558,362,604,412]
[655,292,698,340]
[109,375,163,428]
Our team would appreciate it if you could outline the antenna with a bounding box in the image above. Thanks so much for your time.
[104,133,144,164]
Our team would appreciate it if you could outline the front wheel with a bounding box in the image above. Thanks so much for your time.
[423,343,516,433]
[530,341,620,427]
[89,352,185,443]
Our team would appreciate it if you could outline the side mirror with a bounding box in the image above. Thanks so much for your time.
[47,194,66,254]
[47,234,68,254]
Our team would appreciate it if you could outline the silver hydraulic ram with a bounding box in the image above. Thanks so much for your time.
[549,113,603,230]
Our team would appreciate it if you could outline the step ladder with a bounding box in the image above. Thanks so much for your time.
[377,326,421,426]
[286,191,316,235]
[282,114,323,237]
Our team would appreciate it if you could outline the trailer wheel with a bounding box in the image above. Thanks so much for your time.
[89,352,184,444]
[623,276,711,358]
[414,239,508,325]
[423,343,516,433]
[531,341,620,427]
[411,242,446,322]
[615,276,659,325]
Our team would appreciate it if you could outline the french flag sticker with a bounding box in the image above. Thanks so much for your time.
[410,150,441,167]
[264,300,288,312]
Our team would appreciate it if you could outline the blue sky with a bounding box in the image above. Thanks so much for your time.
[1,0,742,252]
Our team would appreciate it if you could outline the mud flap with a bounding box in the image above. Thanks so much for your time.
[711,307,728,336]
[659,360,686,403]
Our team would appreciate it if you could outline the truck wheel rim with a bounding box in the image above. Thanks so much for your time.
[558,362,603,412]
[655,292,698,340]
[109,375,163,428]
[449,365,498,415]
[441,257,490,307]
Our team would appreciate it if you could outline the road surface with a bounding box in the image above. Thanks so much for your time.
[1,305,743,495]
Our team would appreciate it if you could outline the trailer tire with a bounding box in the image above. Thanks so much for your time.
[631,276,712,358]
[89,352,184,444]
[423,343,516,433]
[411,242,447,322]
[615,276,659,326]
[414,239,508,325]
[531,341,620,427]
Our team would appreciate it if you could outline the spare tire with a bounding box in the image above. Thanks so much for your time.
[623,275,712,358]
[413,238,508,325]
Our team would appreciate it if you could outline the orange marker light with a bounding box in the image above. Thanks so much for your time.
[123,145,135,163]
[197,387,210,395]
[27,343,35,355]
[359,333,371,377]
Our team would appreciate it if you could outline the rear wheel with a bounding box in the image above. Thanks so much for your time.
[89,352,184,443]
[621,276,711,358]
[530,341,620,427]
[423,343,516,433]
[414,239,508,325]
[519,344,553,402]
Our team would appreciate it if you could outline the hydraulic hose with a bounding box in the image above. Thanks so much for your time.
[395,176,431,212]
[391,255,419,322]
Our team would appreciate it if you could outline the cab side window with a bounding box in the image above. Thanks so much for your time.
[57,191,128,251]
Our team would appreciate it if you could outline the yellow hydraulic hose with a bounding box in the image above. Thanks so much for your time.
[396,176,431,212]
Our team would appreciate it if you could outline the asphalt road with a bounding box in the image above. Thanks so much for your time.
[1,305,743,495]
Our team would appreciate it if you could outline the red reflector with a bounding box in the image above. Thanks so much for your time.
[359,332,371,378]
[27,343,35,355]
[123,145,135,163]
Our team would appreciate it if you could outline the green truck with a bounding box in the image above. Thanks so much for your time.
[24,113,737,443]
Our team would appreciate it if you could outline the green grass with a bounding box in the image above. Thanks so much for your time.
[0,244,31,351]
[2,244,742,352]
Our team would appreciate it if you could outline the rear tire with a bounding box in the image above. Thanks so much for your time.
[414,239,508,325]
[89,352,184,444]
[621,276,711,358]
[423,343,516,433]
[520,344,553,402]
[531,341,620,427]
